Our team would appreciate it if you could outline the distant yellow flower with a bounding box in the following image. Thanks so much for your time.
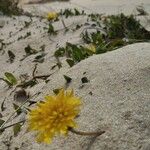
[47,12,58,21]
[86,44,96,53]
[28,89,81,143]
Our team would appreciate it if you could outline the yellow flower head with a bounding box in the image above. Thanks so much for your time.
[86,44,96,53]
[28,89,81,143]
[47,12,58,21]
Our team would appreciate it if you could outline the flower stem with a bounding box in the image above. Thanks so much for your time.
[69,128,105,136]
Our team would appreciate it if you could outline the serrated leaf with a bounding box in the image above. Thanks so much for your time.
[13,103,22,115]
[63,75,72,83]
[13,123,21,137]
[4,72,17,85]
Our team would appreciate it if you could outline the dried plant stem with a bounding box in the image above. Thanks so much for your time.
[0,93,37,130]
[33,74,51,80]
[69,128,105,136]
[60,15,67,30]
[32,64,51,80]
[32,64,38,78]
[0,120,25,131]
[61,19,67,30]
[0,78,9,84]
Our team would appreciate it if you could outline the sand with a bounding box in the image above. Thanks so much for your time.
[0,0,150,150]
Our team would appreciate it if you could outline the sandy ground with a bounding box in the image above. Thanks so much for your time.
[20,0,150,15]
[0,0,150,150]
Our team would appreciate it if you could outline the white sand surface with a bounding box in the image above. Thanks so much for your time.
[21,0,150,15]
[0,1,150,150]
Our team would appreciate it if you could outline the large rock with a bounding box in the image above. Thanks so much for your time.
[59,42,150,150]
[8,43,150,150]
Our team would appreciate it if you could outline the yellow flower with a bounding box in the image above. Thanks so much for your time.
[86,44,96,53]
[47,12,58,21]
[28,89,81,143]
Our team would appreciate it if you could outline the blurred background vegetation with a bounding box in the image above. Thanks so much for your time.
[0,0,22,15]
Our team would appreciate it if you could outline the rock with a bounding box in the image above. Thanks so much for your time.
[8,43,150,150]
[59,42,150,150]
[142,140,150,150]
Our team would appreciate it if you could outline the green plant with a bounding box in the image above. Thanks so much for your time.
[48,23,57,35]
[0,72,17,86]
[82,13,150,54]
[104,13,150,39]
[59,8,85,18]
[54,43,94,66]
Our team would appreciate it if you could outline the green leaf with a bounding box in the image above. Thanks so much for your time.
[33,53,46,63]
[66,59,75,67]
[106,39,125,51]
[0,119,5,126]
[40,44,46,51]
[74,8,80,15]
[8,50,15,63]
[0,113,3,118]
[96,46,107,54]
[0,119,5,134]
[24,45,37,55]
[4,72,17,85]
[13,123,21,137]
[1,99,6,111]
[51,64,57,70]
[28,101,37,106]
[0,129,4,135]
[24,20,32,28]
[48,23,57,35]
[63,75,72,83]
[20,80,37,88]
[81,77,89,83]
[60,8,85,18]
[13,103,22,115]
[56,62,62,69]
[54,47,65,57]
[53,88,62,95]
